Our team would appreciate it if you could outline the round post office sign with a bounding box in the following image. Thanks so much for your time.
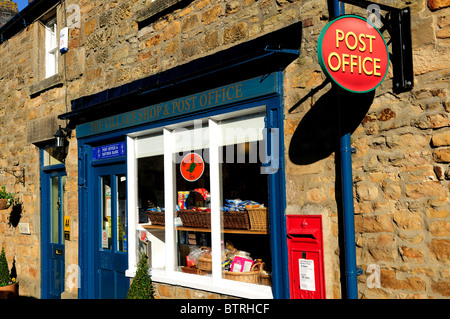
[318,15,389,93]
[180,153,204,182]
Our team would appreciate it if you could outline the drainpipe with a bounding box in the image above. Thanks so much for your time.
[328,0,359,299]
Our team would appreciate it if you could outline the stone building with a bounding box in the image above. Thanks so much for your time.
[0,0,449,299]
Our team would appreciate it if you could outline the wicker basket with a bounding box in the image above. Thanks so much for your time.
[223,265,260,284]
[196,247,212,272]
[146,211,165,225]
[181,266,206,275]
[177,210,250,230]
[256,263,271,286]
[246,207,267,231]
[260,272,271,286]
[197,256,212,272]
[223,211,250,230]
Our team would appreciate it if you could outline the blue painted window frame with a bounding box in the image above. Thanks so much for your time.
[77,71,289,299]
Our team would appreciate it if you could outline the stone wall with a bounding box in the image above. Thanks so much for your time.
[0,3,77,298]
[153,282,237,299]
[0,1,18,27]
[284,0,450,298]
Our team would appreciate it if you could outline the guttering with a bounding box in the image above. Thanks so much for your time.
[328,0,359,299]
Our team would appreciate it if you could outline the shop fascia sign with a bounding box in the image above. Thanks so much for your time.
[317,15,389,93]
[77,74,277,138]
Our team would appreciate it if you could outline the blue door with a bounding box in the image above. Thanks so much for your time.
[41,167,66,299]
[93,163,129,298]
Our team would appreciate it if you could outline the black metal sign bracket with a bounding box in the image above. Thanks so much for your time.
[338,0,414,93]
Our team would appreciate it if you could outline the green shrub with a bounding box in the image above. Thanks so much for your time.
[0,247,12,287]
[126,253,154,299]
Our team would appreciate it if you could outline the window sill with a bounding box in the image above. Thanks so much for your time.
[29,73,64,97]
[126,267,273,299]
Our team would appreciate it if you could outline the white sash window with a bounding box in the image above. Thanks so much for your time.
[45,18,58,78]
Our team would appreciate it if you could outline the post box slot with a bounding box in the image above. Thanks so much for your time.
[287,233,316,240]
[287,230,319,239]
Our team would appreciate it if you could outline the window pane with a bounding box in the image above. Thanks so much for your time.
[175,148,211,275]
[45,19,58,78]
[101,176,112,250]
[117,175,127,252]
[220,143,271,286]
[61,175,66,243]
[136,133,163,158]
[50,176,59,243]
[138,155,165,269]
[44,147,65,165]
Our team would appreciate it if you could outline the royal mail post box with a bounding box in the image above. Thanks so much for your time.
[287,215,325,299]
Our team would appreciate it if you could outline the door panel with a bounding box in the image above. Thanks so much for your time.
[94,164,129,299]
[99,269,114,299]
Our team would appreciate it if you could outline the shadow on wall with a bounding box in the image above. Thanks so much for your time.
[288,82,375,297]
[288,83,375,165]
[8,203,22,228]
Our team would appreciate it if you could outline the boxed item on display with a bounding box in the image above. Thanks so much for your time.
[177,191,189,209]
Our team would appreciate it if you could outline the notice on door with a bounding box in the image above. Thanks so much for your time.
[299,259,316,291]
[93,142,126,160]
[64,216,70,240]
[102,230,109,249]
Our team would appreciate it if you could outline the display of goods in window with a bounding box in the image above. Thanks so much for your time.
[146,192,267,232]
[246,205,267,231]
[146,200,165,225]
[181,244,271,285]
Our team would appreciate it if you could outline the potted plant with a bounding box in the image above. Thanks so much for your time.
[126,253,154,299]
[0,247,18,299]
[0,186,15,210]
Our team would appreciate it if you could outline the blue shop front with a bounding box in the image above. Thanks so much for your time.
[60,22,302,299]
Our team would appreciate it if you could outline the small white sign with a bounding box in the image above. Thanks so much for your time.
[59,27,69,53]
[19,223,31,235]
[299,259,316,291]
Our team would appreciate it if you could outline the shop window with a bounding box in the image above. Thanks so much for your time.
[43,145,66,166]
[131,107,273,297]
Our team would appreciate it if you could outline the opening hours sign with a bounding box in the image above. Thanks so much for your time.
[318,15,389,93]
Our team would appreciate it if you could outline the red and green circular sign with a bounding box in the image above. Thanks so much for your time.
[180,153,204,182]
[318,15,389,93]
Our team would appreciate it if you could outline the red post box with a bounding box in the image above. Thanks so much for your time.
[287,215,326,299]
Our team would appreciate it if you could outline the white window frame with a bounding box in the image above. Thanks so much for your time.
[126,107,273,299]
[45,18,58,78]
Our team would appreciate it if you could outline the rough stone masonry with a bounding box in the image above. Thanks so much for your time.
[0,0,448,299]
